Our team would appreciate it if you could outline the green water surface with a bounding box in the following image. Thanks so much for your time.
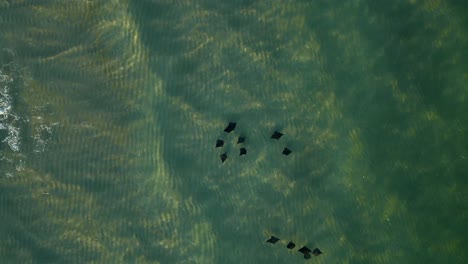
[1,0,467,263]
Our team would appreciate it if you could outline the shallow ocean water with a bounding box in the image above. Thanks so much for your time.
[1,1,467,263]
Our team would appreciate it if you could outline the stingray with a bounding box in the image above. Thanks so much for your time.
[220,152,228,163]
[312,248,322,256]
[237,136,245,144]
[287,242,295,249]
[239,147,247,156]
[224,122,237,133]
[282,147,292,155]
[266,236,280,244]
[215,139,224,148]
[271,131,284,140]
[298,246,311,255]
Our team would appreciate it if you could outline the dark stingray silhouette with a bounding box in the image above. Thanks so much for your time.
[215,139,224,148]
[220,152,227,163]
[266,236,280,244]
[237,136,245,144]
[224,122,237,133]
[282,147,292,155]
[271,131,284,139]
[298,246,311,256]
[287,242,295,249]
[265,236,322,260]
[298,246,311,254]
[239,148,247,155]
[312,248,322,256]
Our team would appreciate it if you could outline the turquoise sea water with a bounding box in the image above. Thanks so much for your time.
[1,0,467,263]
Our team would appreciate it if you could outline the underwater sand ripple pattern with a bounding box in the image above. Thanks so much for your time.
[1,0,214,263]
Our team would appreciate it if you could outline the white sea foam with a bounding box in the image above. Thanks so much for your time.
[2,48,62,178]
[0,86,12,121]
[3,124,20,151]
[0,69,18,152]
